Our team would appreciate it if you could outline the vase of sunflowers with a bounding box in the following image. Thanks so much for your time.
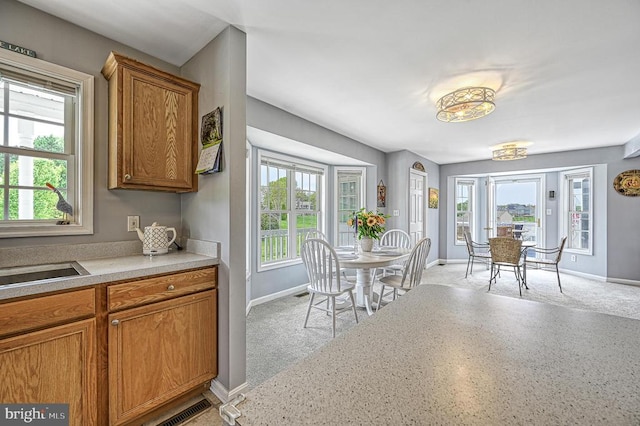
[347,208,389,252]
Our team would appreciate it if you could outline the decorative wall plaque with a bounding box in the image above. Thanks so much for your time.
[412,161,425,172]
[613,169,640,196]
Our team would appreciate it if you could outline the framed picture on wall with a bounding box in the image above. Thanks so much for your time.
[428,188,439,209]
[377,180,386,207]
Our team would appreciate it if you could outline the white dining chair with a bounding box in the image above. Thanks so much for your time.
[301,238,358,337]
[378,229,411,273]
[376,237,431,311]
[304,229,328,241]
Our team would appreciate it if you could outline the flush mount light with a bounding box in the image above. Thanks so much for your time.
[492,143,527,161]
[436,87,496,122]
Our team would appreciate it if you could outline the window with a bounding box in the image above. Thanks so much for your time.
[455,179,474,244]
[259,152,324,268]
[0,50,93,237]
[561,168,592,254]
[335,168,365,247]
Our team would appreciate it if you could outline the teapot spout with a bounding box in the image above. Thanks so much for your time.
[135,227,144,241]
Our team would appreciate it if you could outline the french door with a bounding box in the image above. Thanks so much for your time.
[488,175,544,247]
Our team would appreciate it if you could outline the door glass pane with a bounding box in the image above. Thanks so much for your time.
[495,180,538,243]
[337,171,362,247]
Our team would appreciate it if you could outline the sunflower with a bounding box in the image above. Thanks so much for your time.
[366,216,377,227]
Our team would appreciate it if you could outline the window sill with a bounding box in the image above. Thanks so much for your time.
[258,258,303,272]
[0,223,93,238]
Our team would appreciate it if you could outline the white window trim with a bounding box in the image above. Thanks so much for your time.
[333,166,366,244]
[257,150,327,272]
[560,167,593,255]
[0,49,93,238]
[454,177,475,245]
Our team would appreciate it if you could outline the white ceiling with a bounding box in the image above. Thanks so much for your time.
[18,0,640,164]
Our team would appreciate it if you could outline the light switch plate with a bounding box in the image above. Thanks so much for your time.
[392,210,400,217]
[546,209,552,215]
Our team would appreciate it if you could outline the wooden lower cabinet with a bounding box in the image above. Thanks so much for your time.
[0,318,97,426]
[108,289,217,425]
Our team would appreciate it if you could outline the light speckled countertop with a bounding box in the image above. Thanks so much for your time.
[234,285,640,425]
[0,239,219,300]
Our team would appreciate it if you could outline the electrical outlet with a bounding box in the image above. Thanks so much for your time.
[127,215,140,232]
[570,255,577,262]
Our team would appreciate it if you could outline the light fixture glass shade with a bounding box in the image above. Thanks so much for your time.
[492,144,527,161]
[436,87,496,122]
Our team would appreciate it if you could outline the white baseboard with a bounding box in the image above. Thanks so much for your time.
[438,258,467,265]
[557,268,606,282]
[426,260,440,269]
[210,379,249,403]
[606,277,640,287]
[246,283,309,316]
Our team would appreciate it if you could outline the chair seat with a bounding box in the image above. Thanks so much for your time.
[379,274,411,290]
[307,280,355,297]
[473,252,492,259]
[493,260,524,268]
[525,257,555,266]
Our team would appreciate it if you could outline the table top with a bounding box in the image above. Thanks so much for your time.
[235,285,640,425]
[334,246,411,268]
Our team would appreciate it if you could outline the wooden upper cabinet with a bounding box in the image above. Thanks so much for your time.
[101,52,200,192]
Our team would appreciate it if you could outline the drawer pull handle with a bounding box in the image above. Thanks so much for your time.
[111,319,120,326]
[167,284,175,291]
[124,173,131,181]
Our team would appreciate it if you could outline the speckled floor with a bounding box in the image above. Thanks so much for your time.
[175,264,639,425]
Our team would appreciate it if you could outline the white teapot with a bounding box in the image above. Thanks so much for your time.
[136,222,177,255]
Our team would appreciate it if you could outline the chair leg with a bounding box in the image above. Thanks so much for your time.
[556,265,563,293]
[465,256,472,278]
[331,296,336,338]
[348,291,359,323]
[377,285,386,312]
[488,263,494,290]
[523,263,528,290]
[517,266,522,296]
[303,293,315,328]
[470,256,475,275]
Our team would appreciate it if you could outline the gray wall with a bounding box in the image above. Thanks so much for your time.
[0,0,184,248]
[440,146,639,281]
[386,150,440,264]
[247,97,387,300]
[181,27,247,394]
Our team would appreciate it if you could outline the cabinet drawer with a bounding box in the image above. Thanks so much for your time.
[108,267,216,311]
[0,288,95,337]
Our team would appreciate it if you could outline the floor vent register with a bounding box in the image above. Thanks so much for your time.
[157,397,212,426]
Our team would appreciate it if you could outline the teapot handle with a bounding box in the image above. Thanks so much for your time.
[167,227,177,247]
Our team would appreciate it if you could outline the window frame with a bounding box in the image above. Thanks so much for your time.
[454,178,475,245]
[257,150,326,271]
[560,167,593,255]
[0,49,93,238]
[334,166,366,247]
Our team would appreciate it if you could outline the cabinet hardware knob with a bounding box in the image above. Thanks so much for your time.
[167,284,175,290]
[111,319,120,326]
[124,174,131,181]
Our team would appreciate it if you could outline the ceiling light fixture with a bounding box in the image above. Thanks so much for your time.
[492,144,527,161]
[436,87,496,122]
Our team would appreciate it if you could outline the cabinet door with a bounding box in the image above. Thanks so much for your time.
[0,319,97,426]
[108,290,216,425]
[121,66,195,191]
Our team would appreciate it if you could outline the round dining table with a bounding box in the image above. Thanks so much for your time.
[336,247,411,316]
